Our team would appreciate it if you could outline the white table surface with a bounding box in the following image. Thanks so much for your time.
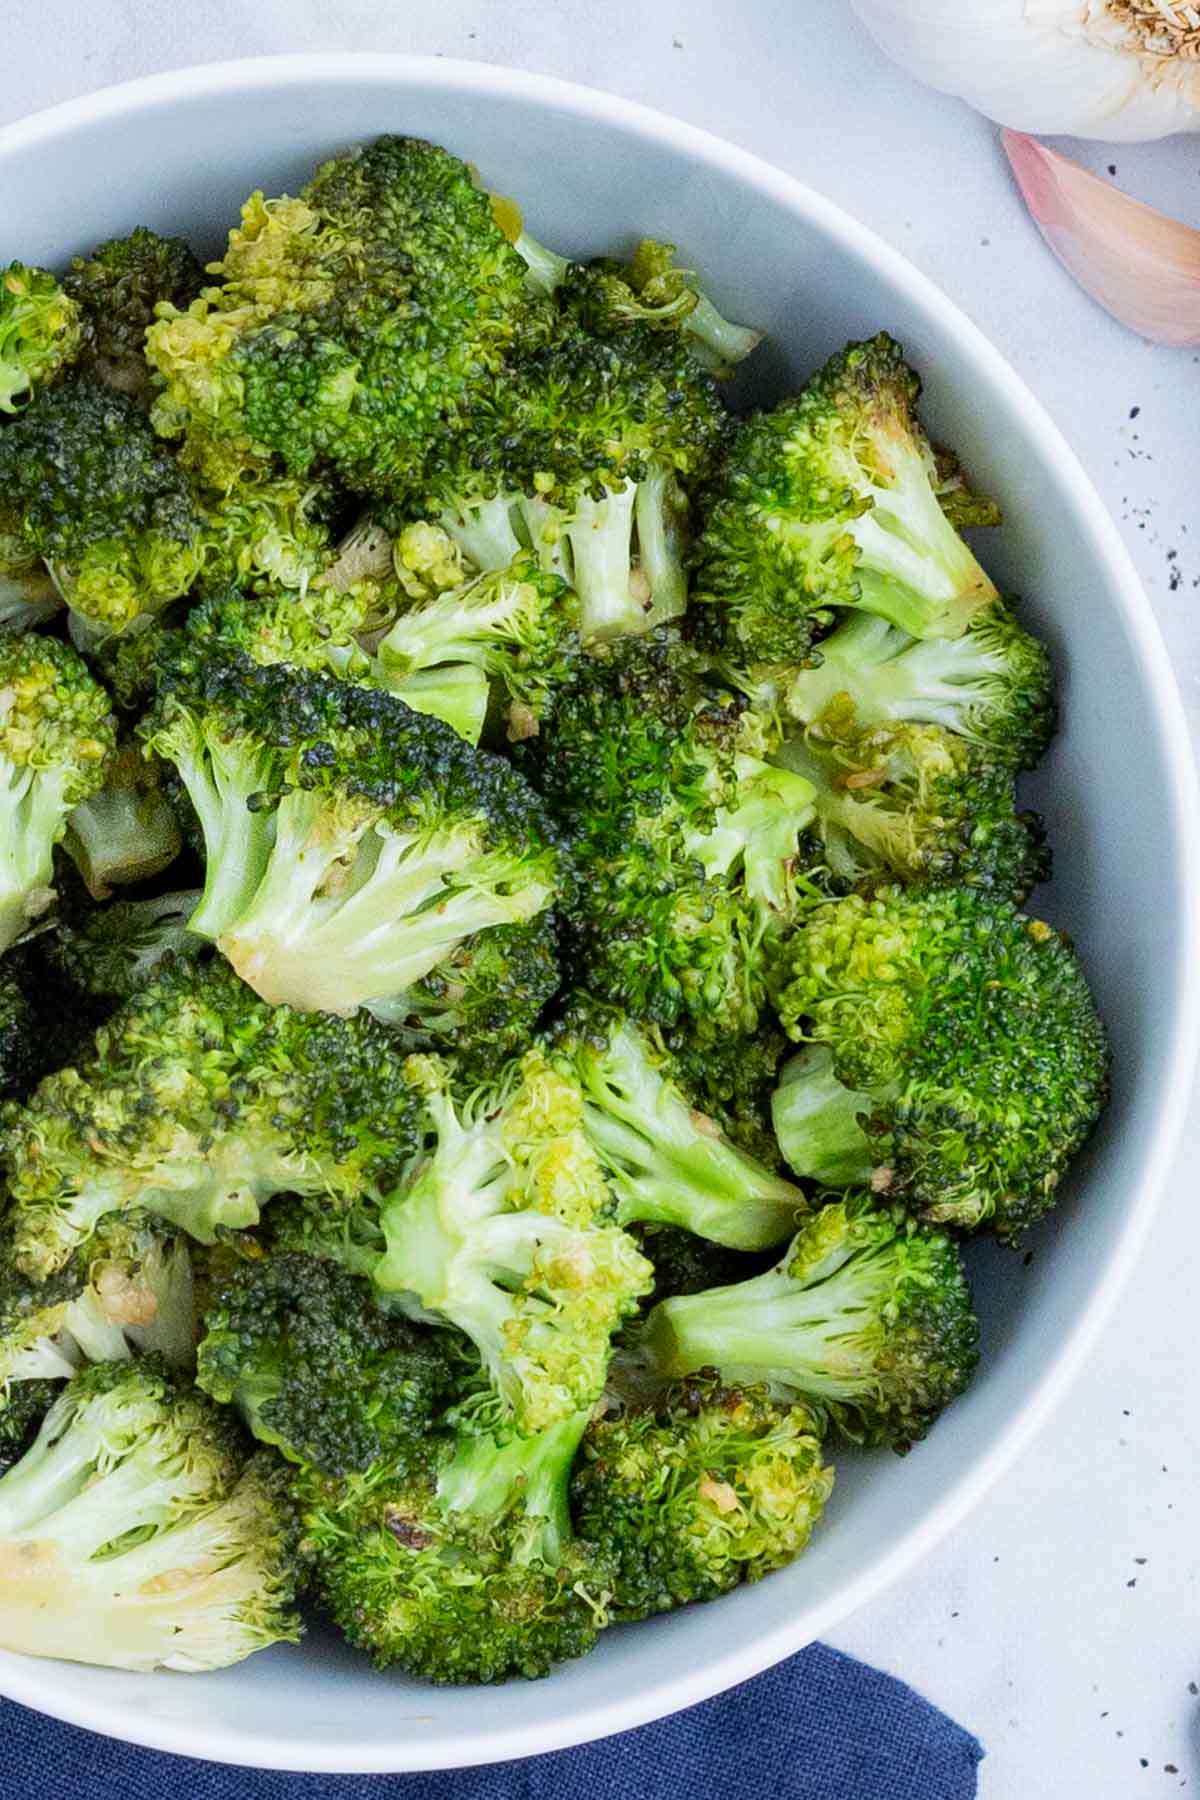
[3,5,1199,1793]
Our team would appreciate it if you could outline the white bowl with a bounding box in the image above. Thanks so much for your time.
[1,52,1197,1776]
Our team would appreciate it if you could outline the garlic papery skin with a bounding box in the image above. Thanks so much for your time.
[849,0,1200,141]
[1004,131,1200,341]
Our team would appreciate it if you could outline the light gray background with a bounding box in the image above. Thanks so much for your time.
[3,4,1199,1793]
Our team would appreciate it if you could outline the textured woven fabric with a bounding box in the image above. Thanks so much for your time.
[0,1645,982,1799]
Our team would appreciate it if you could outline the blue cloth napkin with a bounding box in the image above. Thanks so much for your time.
[0,1644,982,1798]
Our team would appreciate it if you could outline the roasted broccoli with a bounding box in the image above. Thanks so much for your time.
[61,741,182,899]
[42,888,203,1004]
[298,1409,611,1682]
[0,631,116,953]
[198,471,342,595]
[196,1249,453,1475]
[4,956,423,1279]
[63,227,206,402]
[0,1359,300,1670]
[142,653,566,1017]
[783,602,1056,772]
[769,886,1109,1237]
[776,718,1047,900]
[0,511,64,633]
[638,1196,979,1447]
[0,379,205,639]
[368,1049,652,1431]
[521,633,814,1042]
[0,264,82,412]
[691,334,999,665]
[553,1003,804,1251]
[571,1376,832,1618]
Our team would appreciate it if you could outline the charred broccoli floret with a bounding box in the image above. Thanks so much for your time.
[639,1196,979,1448]
[0,379,205,638]
[298,1409,610,1683]
[691,334,998,665]
[63,227,206,402]
[3,956,422,1279]
[0,1359,300,1670]
[784,602,1056,773]
[769,886,1109,1237]
[141,654,567,1017]
[0,264,82,412]
[0,631,116,953]
[369,1049,652,1431]
[196,1250,453,1476]
[571,1376,832,1618]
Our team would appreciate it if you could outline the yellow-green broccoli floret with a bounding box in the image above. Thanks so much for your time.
[0,264,82,412]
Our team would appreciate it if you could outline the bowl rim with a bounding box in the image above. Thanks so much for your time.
[2,49,1199,1775]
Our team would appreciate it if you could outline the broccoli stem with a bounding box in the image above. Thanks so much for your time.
[786,613,1007,736]
[436,1410,589,1564]
[848,445,996,640]
[770,1046,878,1186]
[566,483,646,642]
[384,664,491,743]
[0,567,62,633]
[63,779,181,900]
[0,761,70,952]
[513,232,571,298]
[634,463,688,628]
[439,495,522,573]
[511,496,573,582]
[683,294,763,376]
[175,733,277,942]
[687,755,815,913]
[220,798,551,1014]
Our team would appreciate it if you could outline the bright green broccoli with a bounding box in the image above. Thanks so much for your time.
[3,956,423,1280]
[42,888,203,1004]
[141,653,566,1018]
[61,741,182,899]
[297,1409,611,1682]
[520,633,814,1042]
[146,138,549,493]
[776,718,1047,901]
[769,886,1109,1237]
[0,1359,300,1670]
[783,602,1056,772]
[0,379,205,639]
[62,227,206,402]
[571,1375,832,1618]
[691,334,999,665]
[368,1049,652,1431]
[197,471,342,594]
[196,1249,453,1476]
[0,264,82,412]
[638,1195,979,1448]
[553,1002,804,1252]
[0,631,116,953]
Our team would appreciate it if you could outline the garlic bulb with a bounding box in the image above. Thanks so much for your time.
[849,0,1200,140]
[1004,130,1200,341]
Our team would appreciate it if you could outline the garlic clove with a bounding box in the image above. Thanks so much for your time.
[851,0,1200,141]
[1004,130,1200,345]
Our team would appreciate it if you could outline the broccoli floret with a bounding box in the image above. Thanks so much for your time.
[298,1409,610,1682]
[625,1226,776,1312]
[0,1379,56,1473]
[639,1196,979,1448]
[571,1376,832,1618]
[369,1050,652,1432]
[520,634,813,1042]
[147,138,547,492]
[691,334,999,664]
[198,471,341,594]
[43,888,203,1004]
[0,1218,197,1434]
[511,228,762,377]
[0,264,82,412]
[3,956,423,1279]
[0,379,205,639]
[196,1250,453,1476]
[0,631,116,953]
[777,719,1048,901]
[660,1018,790,1171]
[769,886,1110,1237]
[61,741,182,899]
[554,1003,804,1252]
[0,1359,299,1670]
[0,512,64,634]
[784,602,1056,773]
[141,654,566,1018]
[187,553,578,745]
[0,967,40,1100]
[63,227,205,402]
